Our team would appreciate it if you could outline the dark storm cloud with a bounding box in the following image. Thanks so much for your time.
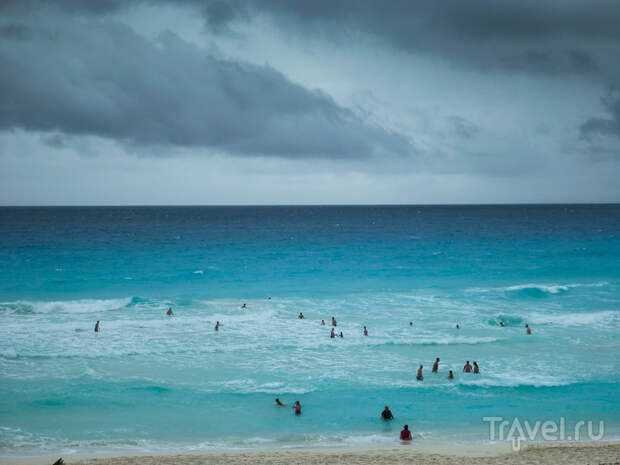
[581,95,620,141]
[0,12,411,159]
[188,0,620,78]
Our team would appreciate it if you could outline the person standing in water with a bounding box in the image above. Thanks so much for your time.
[416,365,424,381]
[473,361,480,374]
[167,308,173,316]
[241,303,247,309]
[526,324,532,335]
[432,357,440,373]
[448,370,454,379]
[321,319,326,326]
[409,321,413,327]
[292,401,302,415]
[214,321,220,331]
[363,326,368,336]
[339,331,344,338]
[381,405,394,420]
[499,321,504,327]
[332,316,337,327]
[463,361,472,373]
[330,328,336,338]
[94,321,100,332]
[456,324,460,329]
[400,425,412,441]
[298,312,304,319]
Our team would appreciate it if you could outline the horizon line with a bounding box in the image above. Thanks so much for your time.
[1,202,619,208]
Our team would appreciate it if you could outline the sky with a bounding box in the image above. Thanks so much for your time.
[1,0,619,205]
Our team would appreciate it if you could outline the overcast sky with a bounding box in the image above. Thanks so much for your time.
[1,0,619,205]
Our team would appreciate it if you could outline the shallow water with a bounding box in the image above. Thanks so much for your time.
[1,205,619,455]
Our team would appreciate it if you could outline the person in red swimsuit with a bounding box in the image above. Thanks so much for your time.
[463,361,472,372]
[400,425,412,441]
[292,401,302,415]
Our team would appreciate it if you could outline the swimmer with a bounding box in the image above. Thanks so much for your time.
[416,365,424,381]
[381,405,394,420]
[448,370,454,380]
[409,321,413,326]
[94,321,100,332]
[330,328,336,338]
[167,307,173,316]
[339,331,344,338]
[321,319,326,326]
[332,316,337,327]
[473,361,480,374]
[499,321,504,327]
[432,357,440,373]
[463,361,472,373]
[298,312,304,319]
[292,401,302,415]
[363,326,368,336]
[214,321,220,331]
[456,324,460,329]
[241,303,247,309]
[275,398,287,407]
[526,324,532,335]
[400,424,412,441]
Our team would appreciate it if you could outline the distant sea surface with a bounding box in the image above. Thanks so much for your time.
[1,205,619,455]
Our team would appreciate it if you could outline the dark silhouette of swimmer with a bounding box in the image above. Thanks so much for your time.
[473,361,480,374]
[321,319,326,326]
[330,328,336,338]
[416,365,423,381]
[363,326,368,336]
[167,308,173,316]
[381,405,394,420]
[332,316,337,327]
[448,370,454,379]
[241,303,247,309]
[409,321,413,326]
[432,357,440,373]
[293,401,302,415]
[214,321,220,331]
[94,321,100,332]
[526,324,532,335]
[298,312,304,319]
[463,361,472,373]
[456,324,460,329]
[499,321,504,327]
[275,398,287,406]
[400,425,412,441]
[339,331,344,338]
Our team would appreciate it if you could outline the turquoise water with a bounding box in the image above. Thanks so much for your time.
[1,205,619,455]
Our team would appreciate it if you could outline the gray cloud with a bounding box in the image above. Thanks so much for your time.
[0,13,412,159]
[185,0,620,79]
[581,94,620,141]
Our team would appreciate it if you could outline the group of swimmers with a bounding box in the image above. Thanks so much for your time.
[381,406,412,440]
[275,398,302,415]
[91,302,534,442]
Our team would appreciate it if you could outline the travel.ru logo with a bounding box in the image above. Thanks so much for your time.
[482,416,605,451]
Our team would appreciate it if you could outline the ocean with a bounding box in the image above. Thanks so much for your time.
[1,205,619,455]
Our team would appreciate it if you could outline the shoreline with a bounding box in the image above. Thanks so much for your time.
[2,441,619,465]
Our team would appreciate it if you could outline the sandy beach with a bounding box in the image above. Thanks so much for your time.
[2,442,619,465]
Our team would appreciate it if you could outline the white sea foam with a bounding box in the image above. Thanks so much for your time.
[528,310,618,327]
[0,297,133,315]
